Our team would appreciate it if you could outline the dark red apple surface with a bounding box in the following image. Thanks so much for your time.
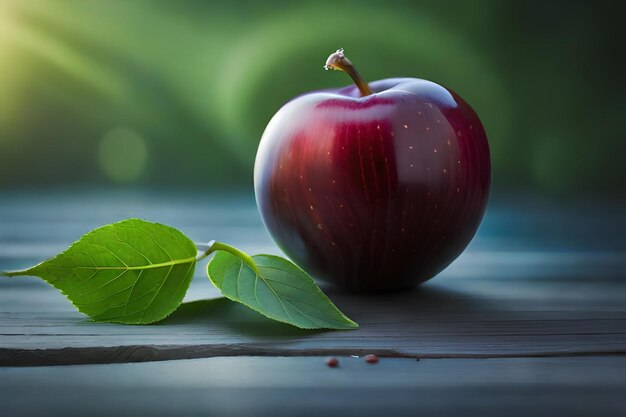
[254,50,490,291]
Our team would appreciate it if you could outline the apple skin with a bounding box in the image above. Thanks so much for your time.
[254,78,490,291]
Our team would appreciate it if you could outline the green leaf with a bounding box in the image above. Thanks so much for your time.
[5,219,197,324]
[207,251,358,330]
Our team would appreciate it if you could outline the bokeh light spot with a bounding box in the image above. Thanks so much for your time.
[98,127,148,183]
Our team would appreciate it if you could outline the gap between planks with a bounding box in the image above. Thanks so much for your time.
[2,344,626,367]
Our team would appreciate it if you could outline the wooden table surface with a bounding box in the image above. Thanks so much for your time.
[1,190,625,416]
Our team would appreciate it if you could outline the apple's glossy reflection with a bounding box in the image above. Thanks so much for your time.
[255,78,490,291]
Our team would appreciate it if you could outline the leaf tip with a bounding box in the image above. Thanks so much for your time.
[340,319,359,330]
[1,269,29,278]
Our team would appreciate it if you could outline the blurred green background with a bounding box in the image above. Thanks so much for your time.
[0,0,623,195]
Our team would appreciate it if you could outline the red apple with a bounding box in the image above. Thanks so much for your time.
[254,49,490,291]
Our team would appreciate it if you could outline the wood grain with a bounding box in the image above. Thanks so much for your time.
[1,191,625,366]
[2,356,625,417]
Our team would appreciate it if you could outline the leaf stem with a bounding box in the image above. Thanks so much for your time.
[196,240,216,261]
[196,241,259,273]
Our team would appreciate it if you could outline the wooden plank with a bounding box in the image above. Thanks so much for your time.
[1,191,626,364]
[1,356,625,416]
[1,270,625,364]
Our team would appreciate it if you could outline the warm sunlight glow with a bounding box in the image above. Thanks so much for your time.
[0,1,20,144]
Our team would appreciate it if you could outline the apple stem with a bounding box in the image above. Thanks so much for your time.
[324,48,373,97]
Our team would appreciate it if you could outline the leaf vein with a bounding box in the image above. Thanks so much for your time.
[256,273,293,322]
[140,264,174,322]
[163,261,195,312]
[64,269,97,293]
[122,224,174,261]
[89,243,129,268]
[280,298,328,327]
[74,278,134,306]
[122,268,145,316]
[235,262,243,300]
[113,232,153,264]
[75,269,130,297]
